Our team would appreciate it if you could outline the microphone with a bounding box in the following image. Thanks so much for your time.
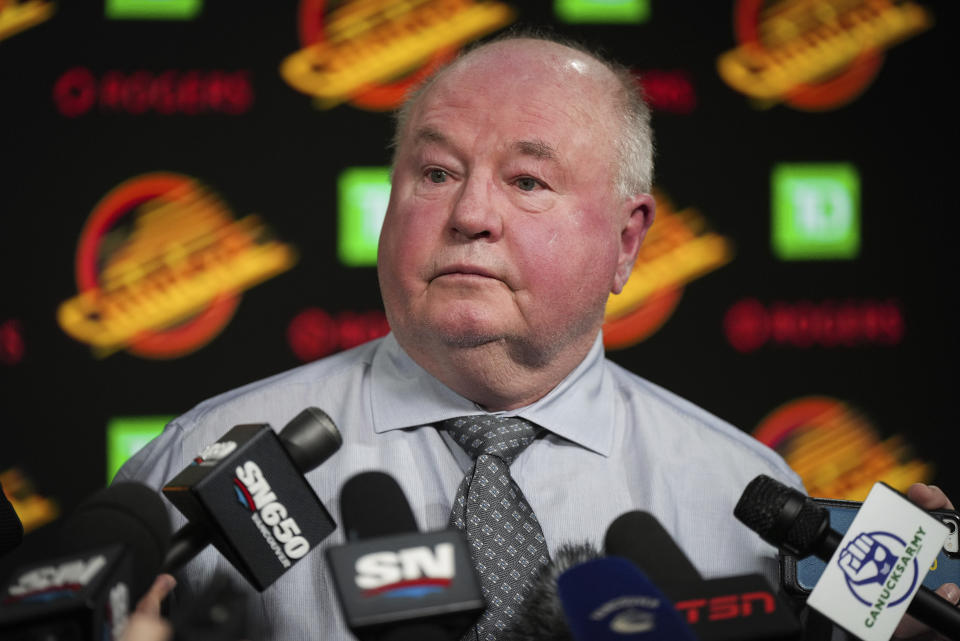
[503,542,600,641]
[605,511,703,589]
[161,406,341,591]
[325,471,485,641]
[0,482,170,640]
[735,475,960,640]
[0,478,23,557]
[557,556,698,640]
[606,510,801,641]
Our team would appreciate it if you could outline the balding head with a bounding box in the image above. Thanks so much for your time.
[393,35,654,200]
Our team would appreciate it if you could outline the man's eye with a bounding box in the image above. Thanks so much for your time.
[516,177,540,191]
[428,169,448,183]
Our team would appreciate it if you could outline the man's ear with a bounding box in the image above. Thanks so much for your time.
[613,193,656,294]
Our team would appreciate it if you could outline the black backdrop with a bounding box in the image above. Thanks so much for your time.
[1,0,955,551]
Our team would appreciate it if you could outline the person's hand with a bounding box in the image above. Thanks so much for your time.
[120,574,176,641]
[135,573,177,617]
[892,484,959,639]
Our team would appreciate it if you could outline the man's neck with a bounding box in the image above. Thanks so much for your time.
[398,332,599,411]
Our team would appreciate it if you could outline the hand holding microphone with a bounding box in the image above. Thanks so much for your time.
[735,475,960,640]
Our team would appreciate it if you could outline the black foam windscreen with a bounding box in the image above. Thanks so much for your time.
[503,542,600,641]
[603,511,702,588]
[733,475,829,556]
[339,471,419,541]
[278,407,342,472]
[60,482,171,599]
[0,480,23,557]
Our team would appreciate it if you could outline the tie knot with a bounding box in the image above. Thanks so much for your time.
[440,415,542,465]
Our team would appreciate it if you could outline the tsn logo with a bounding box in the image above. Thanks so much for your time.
[675,591,776,623]
[355,543,455,596]
[234,461,309,560]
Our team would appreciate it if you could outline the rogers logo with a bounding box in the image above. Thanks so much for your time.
[280,0,515,111]
[724,298,904,352]
[717,0,933,111]
[53,68,253,118]
[233,461,310,566]
[287,308,390,362]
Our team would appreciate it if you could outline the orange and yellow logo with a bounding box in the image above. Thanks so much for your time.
[753,396,934,500]
[718,0,933,111]
[280,0,515,111]
[1,468,58,534]
[57,173,297,359]
[0,0,54,41]
[603,192,733,349]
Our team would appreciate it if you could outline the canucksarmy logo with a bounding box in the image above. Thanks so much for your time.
[280,0,515,111]
[233,461,310,568]
[57,173,297,359]
[355,544,455,598]
[838,527,928,629]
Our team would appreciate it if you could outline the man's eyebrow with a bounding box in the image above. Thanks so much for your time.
[513,139,557,161]
[413,126,448,146]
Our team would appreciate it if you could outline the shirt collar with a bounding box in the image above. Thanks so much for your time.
[369,333,614,456]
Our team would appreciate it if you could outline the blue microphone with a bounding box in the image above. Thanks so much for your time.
[556,556,698,640]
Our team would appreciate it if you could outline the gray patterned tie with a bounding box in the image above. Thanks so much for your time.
[441,415,551,641]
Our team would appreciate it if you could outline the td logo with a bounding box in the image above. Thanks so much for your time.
[772,163,860,260]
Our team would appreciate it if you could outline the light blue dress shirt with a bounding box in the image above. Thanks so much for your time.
[116,332,804,640]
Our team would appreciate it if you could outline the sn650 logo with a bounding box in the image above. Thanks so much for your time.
[233,461,309,567]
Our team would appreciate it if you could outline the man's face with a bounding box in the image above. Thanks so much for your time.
[378,41,642,366]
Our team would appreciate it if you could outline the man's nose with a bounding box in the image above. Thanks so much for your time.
[449,175,503,241]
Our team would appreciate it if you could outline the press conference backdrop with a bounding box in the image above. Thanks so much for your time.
[1,0,955,545]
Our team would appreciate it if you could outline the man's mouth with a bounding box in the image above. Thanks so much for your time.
[433,265,498,281]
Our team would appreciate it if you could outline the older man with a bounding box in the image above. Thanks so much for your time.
[118,35,955,640]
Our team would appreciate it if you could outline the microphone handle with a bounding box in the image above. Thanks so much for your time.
[163,521,211,573]
[814,528,960,638]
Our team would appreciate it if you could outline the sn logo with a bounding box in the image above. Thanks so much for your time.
[354,543,455,590]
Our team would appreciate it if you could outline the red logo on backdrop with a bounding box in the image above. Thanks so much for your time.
[0,319,25,365]
[53,68,253,117]
[717,0,933,110]
[636,70,696,114]
[288,308,390,362]
[724,298,904,353]
[57,173,297,359]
